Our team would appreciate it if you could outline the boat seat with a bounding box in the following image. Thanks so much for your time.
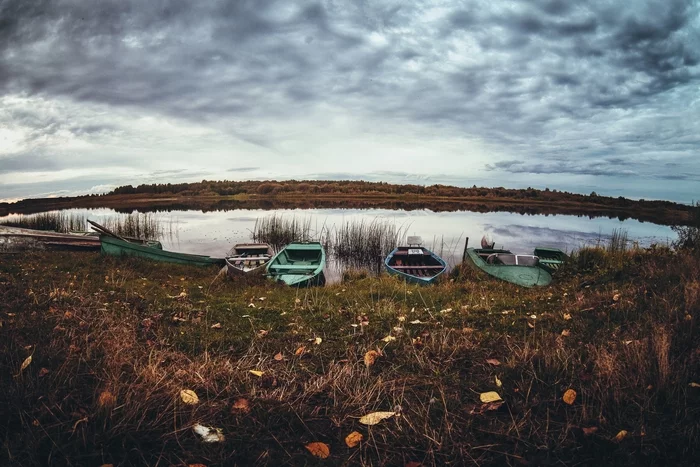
[268,264,316,270]
[487,254,539,266]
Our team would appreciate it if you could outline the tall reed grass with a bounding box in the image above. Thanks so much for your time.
[0,212,87,233]
[100,213,164,240]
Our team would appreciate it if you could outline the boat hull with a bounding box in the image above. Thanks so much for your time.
[465,248,551,287]
[384,246,447,285]
[266,242,326,287]
[100,235,224,267]
[225,243,273,277]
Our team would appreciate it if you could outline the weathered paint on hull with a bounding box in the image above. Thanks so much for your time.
[265,242,326,287]
[384,246,447,285]
[100,235,224,267]
[465,248,551,287]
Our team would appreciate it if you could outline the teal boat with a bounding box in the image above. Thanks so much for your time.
[465,248,552,287]
[100,235,225,267]
[533,247,568,273]
[266,242,326,287]
[384,237,447,285]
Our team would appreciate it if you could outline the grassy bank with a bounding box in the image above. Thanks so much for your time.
[1,245,699,465]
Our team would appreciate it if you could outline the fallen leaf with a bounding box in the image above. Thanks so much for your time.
[345,431,363,448]
[527,321,535,329]
[38,367,49,377]
[382,335,396,343]
[529,314,537,320]
[98,464,114,467]
[562,388,577,405]
[98,390,116,408]
[612,293,621,302]
[405,462,422,467]
[295,298,301,304]
[313,337,322,345]
[188,464,207,467]
[193,423,225,443]
[257,330,268,338]
[613,430,628,442]
[501,309,515,315]
[274,352,284,361]
[359,411,395,425]
[180,389,199,405]
[397,315,406,322]
[211,322,222,329]
[561,329,571,337]
[249,370,264,377]
[409,319,422,324]
[18,355,32,375]
[486,358,501,366]
[563,313,572,320]
[582,426,598,436]
[231,398,250,413]
[248,303,256,308]
[258,297,266,301]
[439,308,453,313]
[364,350,381,367]
[689,382,700,388]
[495,376,502,388]
[305,442,330,458]
[295,346,306,356]
[479,391,502,403]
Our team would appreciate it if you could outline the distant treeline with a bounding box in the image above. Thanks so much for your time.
[109,179,683,210]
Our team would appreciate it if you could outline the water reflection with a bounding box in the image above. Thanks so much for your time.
[1,207,676,283]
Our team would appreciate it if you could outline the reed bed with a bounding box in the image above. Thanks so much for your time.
[0,211,87,233]
[100,212,164,240]
[251,214,315,251]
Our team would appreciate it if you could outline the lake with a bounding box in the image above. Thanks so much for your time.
[1,207,676,282]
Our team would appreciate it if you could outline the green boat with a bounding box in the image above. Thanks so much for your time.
[266,242,326,287]
[533,247,568,273]
[100,235,225,267]
[465,248,552,287]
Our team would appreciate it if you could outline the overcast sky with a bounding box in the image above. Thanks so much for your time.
[1,0,699,203]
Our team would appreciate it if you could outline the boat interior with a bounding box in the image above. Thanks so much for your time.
[228,244,272,268]
[268,247,322,274]
[485,253,540,267]
[387,246,445,278]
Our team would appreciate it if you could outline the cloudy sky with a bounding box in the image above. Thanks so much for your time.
[1,0,699,202]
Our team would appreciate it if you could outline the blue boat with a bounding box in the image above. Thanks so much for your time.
[384,237,447,285]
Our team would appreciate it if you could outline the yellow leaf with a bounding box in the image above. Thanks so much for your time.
[345,431,363,448]
[232,398,250,413]
[613,430,628,442]
[249,370,264,377]
[211,322,222,329]
[561,329,571,337]
[409,319,422,324]
[18,355,32,374]
[305,442,330,458]
[486,358,501,366]
[562,388,577,405]
[382,335,396,343]
[582,426,598,436]
[479,391,502,403]
[689,382,700,388]
[359,411,396,425]
[563,313,572,320]
[527,321,535,329]
[495,376,502,388]
[180,389,199,405]
[364,350,381,367]
[612,293,620,302]
[313,337,322,345]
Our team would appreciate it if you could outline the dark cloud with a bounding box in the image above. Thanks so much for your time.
[0,153,57,174]
[227,167,260,173]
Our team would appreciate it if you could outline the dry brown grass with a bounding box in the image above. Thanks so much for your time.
[0,245,699,466]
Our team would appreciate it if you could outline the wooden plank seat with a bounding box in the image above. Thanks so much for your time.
[268,264,316,270]
[229,256,271,262]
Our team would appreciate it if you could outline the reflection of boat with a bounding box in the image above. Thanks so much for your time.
[266,242,325,287]
[0,226,162,252]
[100,235,224,267]
[225,243,274,277]
[384,237,447,285]
[533,247,568,273]
[465,248,551,287]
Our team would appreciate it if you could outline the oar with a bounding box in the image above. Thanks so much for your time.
[87,219,129,243]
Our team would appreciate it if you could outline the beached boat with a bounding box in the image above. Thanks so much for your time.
[266,242,326,287]
[225,243,274,277]
[533,247,568,273]
[384,237,447,285]
[100,235,224,267]
[465,247,552,287]
[0,226,162,252]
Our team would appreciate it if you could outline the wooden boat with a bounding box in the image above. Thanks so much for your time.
[225,243,274,277]
[533,247,568,273]
[266,242,326,287]
[465,247,552,287]
[100,235,224,267]
[384,237,447,285]
[0,226,162,252]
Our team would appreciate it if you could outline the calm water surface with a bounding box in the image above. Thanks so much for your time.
[2,207,676,282]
